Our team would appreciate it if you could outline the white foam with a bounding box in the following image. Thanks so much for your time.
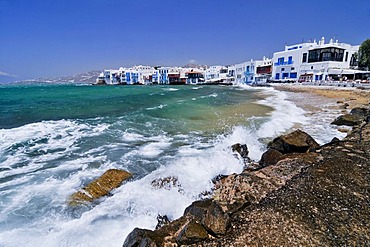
[256,88,308,138]
[0,119,109,180]
[122,131,144,142]
[163,88,179,92]
[201,93,218,98]
[146,104,167,110]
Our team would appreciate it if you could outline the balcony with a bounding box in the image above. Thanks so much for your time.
[274,61,294,66]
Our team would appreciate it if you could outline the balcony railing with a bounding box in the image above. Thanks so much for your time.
[274,61,294,66]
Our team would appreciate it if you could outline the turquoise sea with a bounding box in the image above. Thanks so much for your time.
[0,83,344,246]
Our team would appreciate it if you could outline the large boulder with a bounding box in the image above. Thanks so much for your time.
[332,107,370,126]
[176,219,209,245]
[350,107,370,118]
[69,169,132,206]
[184,199,230,235]
[331,114,364,126]
[122,228,158,247]
[267,129,320,154]
[259,148,284,167]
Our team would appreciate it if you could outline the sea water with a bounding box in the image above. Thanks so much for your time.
[0,84,344,247]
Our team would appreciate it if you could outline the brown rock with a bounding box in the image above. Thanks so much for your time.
[176,219,209,245]
[122,228,158,247]
[69,169,132,206]
[332,114,364,126]
[337,127,349,133]
[259,148,284,167]
[267,129,320,154]
[349,107,370,118]
[184,199,230,235]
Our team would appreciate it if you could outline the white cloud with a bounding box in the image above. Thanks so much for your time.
[0,71,15,77]
[188,59,197,64]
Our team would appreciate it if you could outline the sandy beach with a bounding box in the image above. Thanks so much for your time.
[271,84,370,109]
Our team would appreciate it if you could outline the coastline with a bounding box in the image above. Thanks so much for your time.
[271,83,370,109]
[123,85,370,246]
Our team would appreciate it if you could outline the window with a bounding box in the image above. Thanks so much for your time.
[281,68,285,71]
[290,72,297,78]
[275,73,280,80]
[311,66,314,69]
[345,52,349,62]
[291,67,295,71]
[278,57,284,65]
[282,73,289,79]
[308,47,344,63]
[302,53,307,63]
[288,56,293,64]
[350,54,358,67]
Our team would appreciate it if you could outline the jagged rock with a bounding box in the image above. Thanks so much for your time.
[332,114,364,126]
[151,176,184,193]
[176,219,209,245]
[345,122,370,142]
[155,214,170,230]
[184,199,230,235]
[350,107,370,118]
[122,228,158,247]
[337,127,350,133]
[259,148,284,167]
[267,129,320,154]
[69,169,132,206]
[231,143,249,159]
[331,137,340,143]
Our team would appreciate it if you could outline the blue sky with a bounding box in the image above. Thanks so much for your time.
[0,0,369,82]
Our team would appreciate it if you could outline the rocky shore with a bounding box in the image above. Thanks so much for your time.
[123,102,370,246]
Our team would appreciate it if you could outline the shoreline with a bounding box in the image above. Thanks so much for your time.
[123,86,370,246]
[270,83,370,109]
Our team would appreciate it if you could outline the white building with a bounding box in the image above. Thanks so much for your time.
[117,66,156,85]
[272,37,359,82]
[103,69,121,84]
[234,57,272,84]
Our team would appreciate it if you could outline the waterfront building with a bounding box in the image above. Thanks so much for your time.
[254,57,272,83]
[185,69,205,84]
[119,66,156,85]
[205,66,223,83]
[234,62,247,84]
[103,69,121,84]
[234,57,272,84]
[157,67,170,84]
[168,67,184,84]
[272,37,360,82]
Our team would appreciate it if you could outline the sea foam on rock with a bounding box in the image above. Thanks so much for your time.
[122,130,320,246]
[122,107,370,246]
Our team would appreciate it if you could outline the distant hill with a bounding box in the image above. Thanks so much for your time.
[15,70,101,84]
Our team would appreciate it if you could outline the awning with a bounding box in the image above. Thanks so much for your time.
[328,68,367,75]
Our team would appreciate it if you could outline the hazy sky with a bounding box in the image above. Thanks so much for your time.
[0,0,369,82]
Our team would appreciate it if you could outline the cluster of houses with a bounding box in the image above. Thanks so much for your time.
[96,37,370,85]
